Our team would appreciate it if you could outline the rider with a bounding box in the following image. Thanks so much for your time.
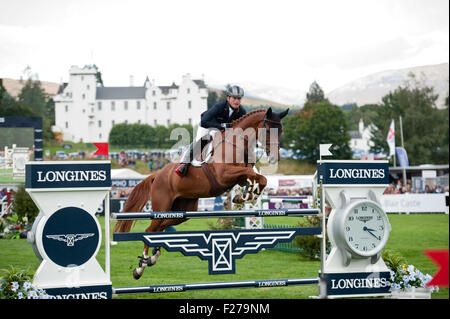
[175,85,247,177]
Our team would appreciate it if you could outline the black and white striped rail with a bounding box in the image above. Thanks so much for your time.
[111,208,319,220]
[113,277,319,295]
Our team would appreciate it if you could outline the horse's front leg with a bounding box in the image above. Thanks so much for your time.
[229,168,266,203]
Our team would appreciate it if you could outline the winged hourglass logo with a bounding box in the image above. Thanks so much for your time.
[46,233,95,247]
[114,228,321,275]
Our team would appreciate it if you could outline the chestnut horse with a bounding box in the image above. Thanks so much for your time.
[113,107,288,279]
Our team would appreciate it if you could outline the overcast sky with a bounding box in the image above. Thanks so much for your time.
[0,0,448,93]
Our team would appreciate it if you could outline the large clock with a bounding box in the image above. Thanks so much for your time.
[331,199,391,266]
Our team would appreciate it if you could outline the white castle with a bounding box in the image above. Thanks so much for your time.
[54,65,208,143]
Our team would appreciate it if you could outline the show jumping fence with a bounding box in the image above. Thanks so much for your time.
[109,207,322,295]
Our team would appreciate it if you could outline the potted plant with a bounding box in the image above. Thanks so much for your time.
[382,250,439,299]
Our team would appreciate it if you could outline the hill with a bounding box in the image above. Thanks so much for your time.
[326,63,449,109]
[1,77,61,98]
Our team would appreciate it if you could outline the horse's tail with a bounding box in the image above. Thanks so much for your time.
[113,173,157,233]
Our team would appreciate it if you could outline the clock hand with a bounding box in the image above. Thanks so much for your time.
[363,226,379,240]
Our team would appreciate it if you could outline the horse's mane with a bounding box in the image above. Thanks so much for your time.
[230,109,267,127]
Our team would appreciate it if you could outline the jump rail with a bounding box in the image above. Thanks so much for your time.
[111,208,320,220]
[113,277,319,295]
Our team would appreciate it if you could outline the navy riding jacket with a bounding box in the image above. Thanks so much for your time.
[200,100,247,130]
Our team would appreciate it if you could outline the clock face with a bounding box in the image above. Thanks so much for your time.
[343,201,387,256]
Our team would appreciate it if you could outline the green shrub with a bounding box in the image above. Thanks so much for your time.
[11,184,39,224]
[294,216,330,259]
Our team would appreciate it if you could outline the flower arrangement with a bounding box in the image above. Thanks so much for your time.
[0,266,50,299]
[382,250,439,294]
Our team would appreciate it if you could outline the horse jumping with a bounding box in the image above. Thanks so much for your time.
[113,107,289,279]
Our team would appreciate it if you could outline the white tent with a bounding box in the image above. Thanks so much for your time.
[111,168,147,179]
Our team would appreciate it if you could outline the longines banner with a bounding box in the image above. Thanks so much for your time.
[317,161,389,185]
[26,162,111,189]
[324,272,391,296]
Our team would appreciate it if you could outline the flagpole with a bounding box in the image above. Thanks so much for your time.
[399,116,407,187]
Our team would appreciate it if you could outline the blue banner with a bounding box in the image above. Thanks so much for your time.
[317,161,389,185]
[26,162,111,189]
[324,272,390,296]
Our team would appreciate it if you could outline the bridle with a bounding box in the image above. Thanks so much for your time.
[261,116,282,156]
[213,113,282,165]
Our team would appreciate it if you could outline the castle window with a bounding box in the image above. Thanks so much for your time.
[98,102,102,111]
[137,101,141,110]
[188,101,192,109]
[111,101,115,111]
[153,102,157,110]
[124,101,128,110]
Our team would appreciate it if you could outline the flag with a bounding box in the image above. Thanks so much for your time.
[386,120,395,157]
[319,144,333,157]
[395,147,409,167]
[93,143,109,159]
[424,249,449,287]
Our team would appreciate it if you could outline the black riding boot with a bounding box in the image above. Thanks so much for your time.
[175,142,195,177]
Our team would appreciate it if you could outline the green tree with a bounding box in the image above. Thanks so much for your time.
[370,77,448,165]
[207,91,218,109]
[17,79,48,117]
[305,81,328,104]
[343,103,379,131]
[282,101,352,162]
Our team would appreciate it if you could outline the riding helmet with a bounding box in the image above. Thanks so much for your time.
[226,85,244,98]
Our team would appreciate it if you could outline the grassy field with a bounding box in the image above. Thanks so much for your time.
[0,214,448,299]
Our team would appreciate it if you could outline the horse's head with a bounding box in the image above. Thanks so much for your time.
[260,107,289,164]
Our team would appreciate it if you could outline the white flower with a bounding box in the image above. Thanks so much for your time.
[23,281,32,291]
[407,265,415,273]
[17,292,23,299]
[27,290,37,299]
[11,281,19,292]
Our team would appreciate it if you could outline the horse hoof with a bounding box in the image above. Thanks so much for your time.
[232,195,243,203]
[133,269,142,280]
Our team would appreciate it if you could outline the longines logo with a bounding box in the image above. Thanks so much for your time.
[330,277,388,290]
[36,170,107,182]
[328,168,385,179]
[318,162,389,185]
[325,272,391,296]
[46,233,95,246]
[356,216,373,223]
[42,207,100,267]
[26,163,111,189]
